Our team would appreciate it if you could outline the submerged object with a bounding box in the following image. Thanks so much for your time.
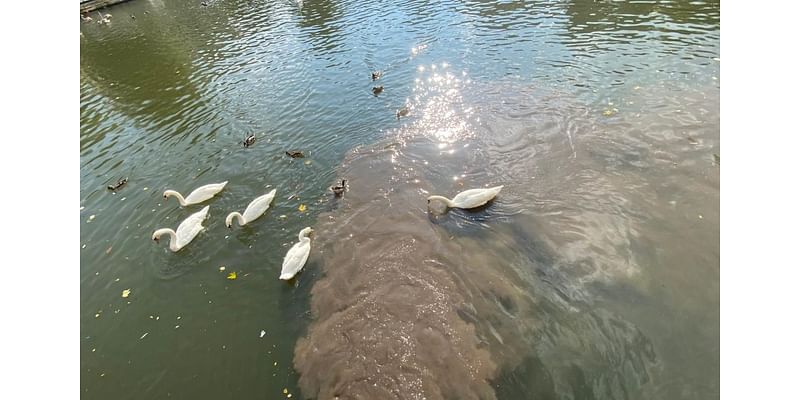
[225,189,277,228]
[152,206,210,252]
[427,185,504,210]
[280,227,313,280]
[107,177,128,191]
[330,179,347,196]
[286,150,305,158]
[163,181,228,207]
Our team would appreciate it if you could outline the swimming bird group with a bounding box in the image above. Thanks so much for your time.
[152,181,311,280]
[151,177,503,281]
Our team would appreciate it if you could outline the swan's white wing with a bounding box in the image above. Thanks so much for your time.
[280,241,310,280]
[452,186,503,208]
[175,206,209,248]
[184,181,228,204]
[242,190,275,222]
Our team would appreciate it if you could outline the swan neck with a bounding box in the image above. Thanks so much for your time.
[154,229,179,251]
[226,212,244,227]
[165,190,187,206]
[298,230,311,242]
[429,195,455,207]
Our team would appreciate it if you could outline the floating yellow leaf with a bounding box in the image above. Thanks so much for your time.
[121,289,131,298]
[227,272,237,280]
[298,204,307,212]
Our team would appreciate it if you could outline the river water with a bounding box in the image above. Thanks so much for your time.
[80,1,719,399]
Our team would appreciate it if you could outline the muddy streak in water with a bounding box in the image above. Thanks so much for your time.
[295,80,718,399]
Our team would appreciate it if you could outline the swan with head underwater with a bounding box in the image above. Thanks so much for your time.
[163,181,228,207]
[279,227,313,280]
[225,189,277,228]
[427,185,504,211]
[152,206,210,252]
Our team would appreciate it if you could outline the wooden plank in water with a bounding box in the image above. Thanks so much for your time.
[80,0,135,14]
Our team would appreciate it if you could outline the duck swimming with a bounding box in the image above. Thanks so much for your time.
[427,185,504,211]
[371,71,382,81]
[330,179,347,196]
[286,150,305,158]
[243,133,256,147]
[396,107,410,119]
[107,177,128,191]
[372,86,384,95]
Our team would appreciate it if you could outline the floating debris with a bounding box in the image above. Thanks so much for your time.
[219,266,226,272]
[298,204,307,212]
[279,215,287,219]
[713,153,720,165]
[687,136,699,145]
[283,389,288,394]
[286,150,305,158]
[260,330,266,338]
[304,160,311,165]
[139,332,149,340]
[602,107,619,117]
[372,86,384,95]
[121,289,131,298]
[88,215,96,222]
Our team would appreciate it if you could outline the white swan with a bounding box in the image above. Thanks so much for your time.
[163,181,228,206]
[279,227,313,280]
[152,205,210,252]
[427,185,504,210]
[225,189,277,228]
